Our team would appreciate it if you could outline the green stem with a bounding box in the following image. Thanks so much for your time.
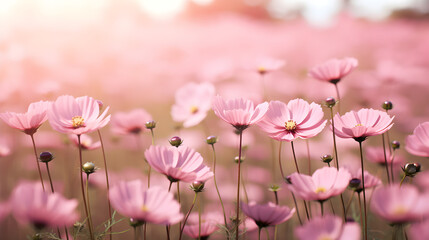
[265,228,270,240]
[291,141,310,221]
[210,144,228,228]
[148,129,155,188]
[198,195,202,240]
[358,141,368,240]
[30,134,45,191]
[345,192,355,216]
[334,83,341,113]
[391,149,396,182]
[382,134,391,184]
[235,130,243,240]
[274,191,278,240]
[258,227,261,240]
[400,175,406,187]
[179,193,198,240]
[86,174,95,240]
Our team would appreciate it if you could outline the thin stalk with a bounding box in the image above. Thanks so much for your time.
[86,174,95,240]
[274,191,278,240]
[390,150,396,182]
[258,227,262,240]
[30,134,45,191]
[179,193,198,240]
[320,201,324,216]
[265,228,270,240]
[97,130,113,240]
[305,140,311,174]
[291,141,310,220]
[291,193,303,225]
[241,173,249,203]
[330,107,347,221]
[198,195,202,240]
[345,192,355,216]
[210,144,228,227]
[334,83,341,113]
[45,162,62,238]
[358,141,368,240]
[134,226,138,240]
[278,141,285,179]
[235,130,243,240]
[382,134,391,184]
[358,192,364,239]
[329,199,336,215]
[400,175,406,187]
[148,129,155,188]
[77,135,95,240]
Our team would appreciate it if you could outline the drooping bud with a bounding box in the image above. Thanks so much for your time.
[382,101,393,111]
[391,140,400,150]
[321,154,333,164]
[145,120,156,130]
[348,178,361,189]
[191,181,205,192]
[234,156,245,163]
[206,136,218,145]
[39,151,54,163]
[325,97,336,108]
[169,136,183,148]
[82,162,96,174]
[402,163,421,177]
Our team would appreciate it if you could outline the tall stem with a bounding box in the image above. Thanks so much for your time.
[291,141,310,220]
[198,195,202,240]
[334,83,341,113]
[320,201,324,216]
[179,193,198,240]
[291,192,303,225]
[97,130,113,240]
[45,162,62,238]
[274,191,279,240]
[390,150,396,182]
[358,192,364,239]
[400,175,406,187]
[77,135,95,240]
[30,134,45,191]
[258,227,261,240]
[305,140,311,174]
[210,144,228,228]
[148,129,155,188]
[382,134,391,184]
[358,141,368,240]
[86,174,95,240]
[235,130,243,240]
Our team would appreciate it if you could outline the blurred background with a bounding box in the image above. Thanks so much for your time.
[1,0,429,239]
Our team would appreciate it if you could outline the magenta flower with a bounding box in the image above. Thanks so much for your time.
[110,109,152,135]
[241,201,295,228]
[48,95,110,135]
[10,181,79,229]
[258,99,326,141]
[308,57,358,84]
[405,122,429,157]
[347,167,382,191]
[371,184,429,224]
[0,101,51,135]
[287,167,351,201]
[144,145,213,183]
[332,108,394,142]
[69,134,101,150]
[295,215,361,240]
[212,95,268,131]
[109,180,183,225]
[171,82,215,128]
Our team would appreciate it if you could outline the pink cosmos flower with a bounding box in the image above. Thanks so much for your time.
[371,184,429,224]
[295,215,361,240]
[144,145,213,183]
[48,95,110,135]
[409,219,429,240]
[0,101,51,135]
[346,167,382,191]
[110,109,152,135]
[365,146,404,166]
[245,57,285,75]
[287,167,351,201]
[69,134,101,150]
[308,57,358,84]
[109,180,183,225]
[240,201,295,228]
[212,95,268,131]
[171,82,215,128]
[0,202,9,223]
[183,212,223,239]
[405,122,429,157]
[10,181,79,228]
[258,99,327,141]
[332,108,394,142]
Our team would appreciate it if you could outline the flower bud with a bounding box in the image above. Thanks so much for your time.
[39,151,54,163]
[206,136,218,145]
[382,101,393,111]
[403,163,421,177]
[191,181,205,192]
[169,136,183,147]
[32,233,42,240]
[145,120,156,130]
[234,156,245,163]
[268,184,281,192]
[82,162,96,174]
[325,97,336,108]
[321,154,333,163]
[348,178,361,189]
[129,218,145,227]
[391,140,400,150]
[285,177,292,184]
[73,222,84,233]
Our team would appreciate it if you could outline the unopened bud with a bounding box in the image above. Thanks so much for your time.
[82,162,96,174]
[145,120,156,130]
[234,156,245,163]
[39,151,54,163]
[382,101,393,111]
[191,181,205,192]
[169,136,183,147]
[325,97,336,108]
[391,140,400,150]
[206,136,218,145]
[321,154,333,163]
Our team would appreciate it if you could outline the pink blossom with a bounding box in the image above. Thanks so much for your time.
[109,180,183,225]
[308,57,358,84]
[332,108,394,142]
[371,184,429,224]
[346,166,382,191]
[245,57,285,75]
[212,95,268,131]
[287,167,351,201]
[0,202,9,223]
[110,109,152,135]
[144,145,213,183]
[10,181,79,228]
[409,219,429,240]
[183,212,223,238]
[258,99,326,141]
[240,201,295,228]
[365,146,404,166]
[48,95,110,135]
[295,215,361,240]
[69,134,101,150]
[0,101,51,135]
[415,171,429,191]
[405,122,429,157]
[171,82,215,128]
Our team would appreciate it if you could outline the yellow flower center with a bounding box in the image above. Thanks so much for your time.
[141,205,149,212]
[285,120,297,131]
[190,106,199,114]
[258,66,267,74]
[318,235,333,240]
[72,116,85,128]
[392,206,407,216]
[354,123,363,127]
[315,187,326,194]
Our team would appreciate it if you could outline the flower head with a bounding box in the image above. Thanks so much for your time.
[240,201,295,228]
[10,181,79,229]
[171,82,215,128]
[144,145,213,183]
[109,180,183,225]
[405,122,429,157]
[332,108,394,142]
[69,134,101,150]
[48,95,110,135]
[212,96,268,131]
[183,212,223,238]
[295,215,361,240]
[287,167,351,202]
[111,109,152,135]
[0,101,51,135]
[258,99,326,141]
[308,57,358,84]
